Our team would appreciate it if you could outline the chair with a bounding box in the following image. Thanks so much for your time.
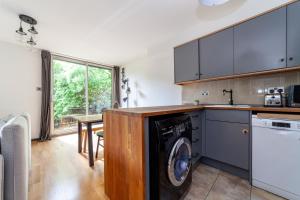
[82,124,103,153]
[81,108,106,155]
[95,131,104,159]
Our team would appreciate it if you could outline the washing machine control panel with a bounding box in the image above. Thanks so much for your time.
[158,116,191,137]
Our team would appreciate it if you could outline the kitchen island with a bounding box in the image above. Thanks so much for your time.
[104,105,300,200]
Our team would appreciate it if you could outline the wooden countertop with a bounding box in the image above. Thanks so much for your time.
[72,114,103,123]
[106,105,203,117]
[106,105,300,117]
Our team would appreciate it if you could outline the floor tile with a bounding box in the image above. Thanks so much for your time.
[185,164,285,200]
[184,164,219,200]
[206,171,251,200]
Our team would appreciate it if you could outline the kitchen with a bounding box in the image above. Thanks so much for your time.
[104,1,300,200]
[2,0,300,199]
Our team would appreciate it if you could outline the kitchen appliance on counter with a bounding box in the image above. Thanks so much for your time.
[287,85,300,107]
[149,114,192,200]
[264,87,284,107]
[252,114,300,200]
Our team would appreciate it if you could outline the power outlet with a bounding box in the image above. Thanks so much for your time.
[267,86,285,94]
[200,91,209,96]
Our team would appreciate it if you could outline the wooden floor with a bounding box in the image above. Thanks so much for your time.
[29,134,285,200]
[29,134,108,200]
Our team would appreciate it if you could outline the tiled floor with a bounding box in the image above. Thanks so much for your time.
[185,164,286,200]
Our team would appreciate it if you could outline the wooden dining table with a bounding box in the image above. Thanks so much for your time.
[73,114,103,167]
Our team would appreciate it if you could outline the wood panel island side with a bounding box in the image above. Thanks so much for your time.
[103,105,203,200]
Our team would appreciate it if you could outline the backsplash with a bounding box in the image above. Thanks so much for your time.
[182,71,300,105]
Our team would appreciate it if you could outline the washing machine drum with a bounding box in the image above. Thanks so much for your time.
[167,137,192,187]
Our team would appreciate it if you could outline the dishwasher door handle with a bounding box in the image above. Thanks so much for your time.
[268,127,295,133]
[254,126,296,132]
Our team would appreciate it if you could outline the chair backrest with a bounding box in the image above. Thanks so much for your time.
[101,108,108,113]
[113,102,120,109]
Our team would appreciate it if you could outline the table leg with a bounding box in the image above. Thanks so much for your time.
[78,121,82,153]
[87,122,94,167]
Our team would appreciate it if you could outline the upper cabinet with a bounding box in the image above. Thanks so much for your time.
[174,40,199,83]
[287,1,300,68]
[174,2,300,84]
[234,7,287,74]
[199,28,234,79]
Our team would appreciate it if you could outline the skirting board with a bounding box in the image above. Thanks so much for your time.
[252,179,300,200]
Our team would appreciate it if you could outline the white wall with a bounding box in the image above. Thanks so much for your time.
[123,0,292,108]
[0,41,41,139]
[122,49,181,107]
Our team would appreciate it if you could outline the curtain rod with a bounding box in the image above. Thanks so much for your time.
[51,52,116,68]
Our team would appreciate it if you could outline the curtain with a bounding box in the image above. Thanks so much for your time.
[113,66,121,108]
[40,50,52,141]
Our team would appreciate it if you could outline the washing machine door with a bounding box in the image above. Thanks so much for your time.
[167,137,192,187]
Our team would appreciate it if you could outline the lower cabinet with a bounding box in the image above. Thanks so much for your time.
[188,110,250,170]
[192,131,202,165]
[205,120,250,170]
[188,111,203,165]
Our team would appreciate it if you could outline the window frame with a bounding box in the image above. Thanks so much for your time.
[50,54,114,135]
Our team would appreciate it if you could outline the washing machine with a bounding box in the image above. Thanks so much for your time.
[149,114,192,200]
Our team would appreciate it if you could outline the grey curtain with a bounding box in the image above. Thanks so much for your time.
[40,50,51,141]
[113,66,121,108]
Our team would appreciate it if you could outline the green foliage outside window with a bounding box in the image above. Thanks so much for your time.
[53,60,112,128]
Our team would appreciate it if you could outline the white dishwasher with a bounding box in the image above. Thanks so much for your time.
[252,115,300,200]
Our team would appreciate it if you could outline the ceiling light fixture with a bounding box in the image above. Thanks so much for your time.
[28,25,38,34]
[200,0,230,6]
[27,36,37,46]
[16,21,27,36]
[15,14,38,46]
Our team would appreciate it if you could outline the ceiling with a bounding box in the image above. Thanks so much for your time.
[0,0,293,65]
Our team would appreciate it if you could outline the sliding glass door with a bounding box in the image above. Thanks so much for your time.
[52,58,112,136]
[88,66,112,114]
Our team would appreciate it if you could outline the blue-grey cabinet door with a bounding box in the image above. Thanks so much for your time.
[188,111,202,165]
[174,40,199,83]
[234,7,287,74]
[205,120,249,170]
[287,1,300,68]
[200,28,234,79]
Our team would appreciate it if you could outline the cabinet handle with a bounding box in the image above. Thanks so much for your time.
[242,129,249,135]
[280,58,285,62]
[192,138,200,143]
[289,57,294,61]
